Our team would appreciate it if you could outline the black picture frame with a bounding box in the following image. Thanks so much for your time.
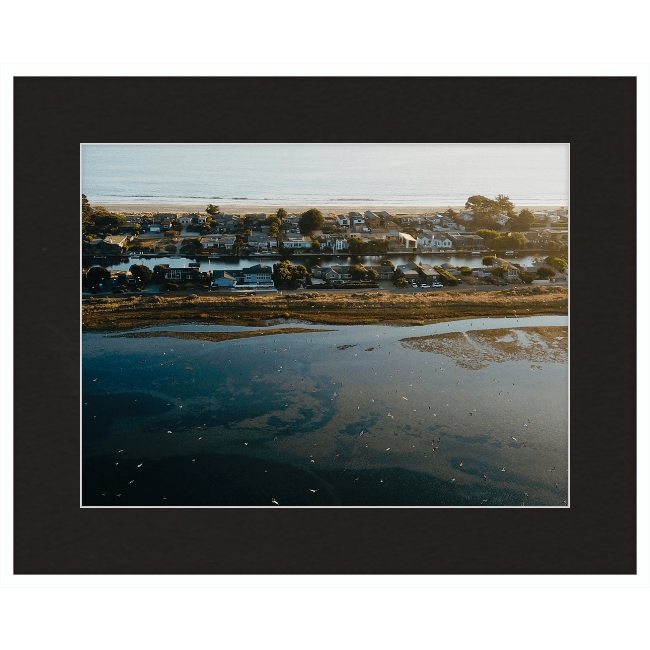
[13,76,636,575]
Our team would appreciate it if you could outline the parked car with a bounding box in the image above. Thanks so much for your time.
[420,284,430,288]
[432,282,443,288]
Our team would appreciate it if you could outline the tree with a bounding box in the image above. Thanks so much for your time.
[537,267,555,279]
[350,264,367,281]
[87,266,110,287]
[206,204,220,215]
[482,255,496,266]
[348,236,367,255]
[396,278,409,288]
[520,272,535,284]
[272,260,307,284]
[508,209,535,232]
[277,208,287,221]
[442,208,459,220]
[129,264,153,283]
[82,194,93,221]
[459,266,473,277]
[491,265,507,279]
[153,265,167,280]
[367,268,379,281]
[545,256,568,272]
[298,208,324,235]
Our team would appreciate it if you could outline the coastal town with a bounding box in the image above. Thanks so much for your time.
[82,199,569,295]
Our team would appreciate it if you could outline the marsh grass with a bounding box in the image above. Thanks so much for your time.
[83,287,568,332]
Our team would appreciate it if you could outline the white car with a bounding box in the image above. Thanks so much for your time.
[420,284,430,288]
[432,282,443,288]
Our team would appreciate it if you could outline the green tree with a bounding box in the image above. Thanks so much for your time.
[153,265,167,281]
[508,209,535,232]
[491,265,507,279]
[129,264,153,283]
[396,278,409,288]
[206,204,220,215]
[298,208,324,235]
[520,272,534,284]
[442,208,459,220]
[367,268,379,281]
[350,264,367,281]
[537,267,555,279]
[87,266,110,287]
[348,236,367,255]
[545,256,568,272]
[277,208,287,221]
[82,194,93,222]
[459,266,473,276]
[482,255,496,266]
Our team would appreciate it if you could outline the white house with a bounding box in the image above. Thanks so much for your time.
[282,236,313,249]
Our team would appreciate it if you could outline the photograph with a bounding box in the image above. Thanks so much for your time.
[81,143,569,507]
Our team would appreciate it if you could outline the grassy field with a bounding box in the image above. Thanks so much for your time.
[82,286,568,332]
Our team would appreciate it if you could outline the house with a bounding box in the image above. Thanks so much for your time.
[431,233,453,249]
[101,235,130,253]
[336,215,351,227]
[164,267,200,282]
[211,271,239,287]
[364,211,383,228]
[364,264,394,280]
[311,265,354,282]
[200,234,237,253]
[148,225,161,233]
[332,237,348,251]
[415,262,443,283]
[282,236,313,249]
[247,234,277,251]
[459,210,474,222]
[416,232,434,248]
[240,264,274,286]
[398,232,417,249]
[396,263,421,281]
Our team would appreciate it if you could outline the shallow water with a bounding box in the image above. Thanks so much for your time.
[82,317,568,507]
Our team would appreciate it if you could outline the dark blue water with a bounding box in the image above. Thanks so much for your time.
[82,317,568,507]
[82,144,569,208]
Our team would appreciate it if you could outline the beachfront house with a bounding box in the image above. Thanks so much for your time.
[336,215,351,227]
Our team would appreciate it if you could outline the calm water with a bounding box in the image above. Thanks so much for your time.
[82,144,569,207]
[82,317,569,507]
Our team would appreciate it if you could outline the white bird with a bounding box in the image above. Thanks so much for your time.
[309,489,318,493]
[501,467,506,472]
[128,480,134,484]
[117,450,123,453]
[511,437,517,441]
[271,498,279,505]
[386,448,391,451]
[167,430,173,434]
[198,436,202,440]
[244,442,248,446]
[137,463,142,467]
[451,478,456,482]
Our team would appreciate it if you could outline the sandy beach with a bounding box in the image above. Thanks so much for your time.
[100,203,565,216]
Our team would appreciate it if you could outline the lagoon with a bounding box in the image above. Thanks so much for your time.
[82,316,568,507]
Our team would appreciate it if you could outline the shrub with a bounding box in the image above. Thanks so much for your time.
[459,266,473,276]
[520,272,535,284]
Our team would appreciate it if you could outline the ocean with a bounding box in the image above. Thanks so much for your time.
[81,144,569,208]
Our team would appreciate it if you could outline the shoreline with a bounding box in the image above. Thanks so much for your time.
[82,286,568,332]
[98,202,566,215]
